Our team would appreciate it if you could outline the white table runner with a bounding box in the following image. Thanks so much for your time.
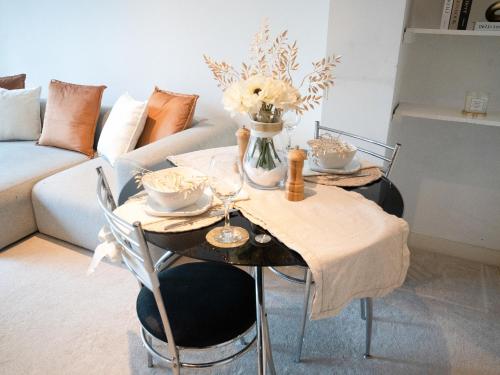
[169,146,410,320]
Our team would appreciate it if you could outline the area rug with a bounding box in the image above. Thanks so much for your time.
[1,234,499,374]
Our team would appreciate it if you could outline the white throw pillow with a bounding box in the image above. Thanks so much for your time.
[0,87,42,141]
[97,93,148,165]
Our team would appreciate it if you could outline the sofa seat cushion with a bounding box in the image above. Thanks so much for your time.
[32,157,116,251]
[0,141,88,249]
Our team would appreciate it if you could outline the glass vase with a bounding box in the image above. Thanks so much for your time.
[243,120,287,190]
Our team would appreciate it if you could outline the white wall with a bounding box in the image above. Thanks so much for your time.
[321,0,407,143]
[0,0,329,145]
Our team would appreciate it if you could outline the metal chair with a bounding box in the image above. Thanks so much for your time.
[96,167,257,374]
[270,121,402,361]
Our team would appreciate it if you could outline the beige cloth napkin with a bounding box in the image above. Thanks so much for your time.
[169,146,410,320]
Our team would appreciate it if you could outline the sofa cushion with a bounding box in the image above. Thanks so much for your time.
[0,141,88,249]
[0,73,26,90]
[40,100,112,150]
[97,93,148,165]
[32,157,116,251]
[38,79,106,157]
[0,87,42,141]
[137,87,198,147]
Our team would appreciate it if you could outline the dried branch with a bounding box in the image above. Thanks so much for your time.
[203,54,239,90]
[203,20,340,118]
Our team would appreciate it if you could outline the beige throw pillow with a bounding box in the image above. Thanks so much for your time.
[0,87,41,140]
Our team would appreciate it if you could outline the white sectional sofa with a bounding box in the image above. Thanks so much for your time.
[0,104,236,250]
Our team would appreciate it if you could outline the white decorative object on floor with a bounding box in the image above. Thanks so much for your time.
[97,92,148,165]
[87,227,122,274]
[0,86,41,141]
[144,188,213,217]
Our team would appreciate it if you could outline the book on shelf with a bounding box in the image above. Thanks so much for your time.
[474,21,500,30]
[441,0,454,29]
[467,0,500,29]
[449,0,464,29]
[446,0,500,30]
[458,0,473,29]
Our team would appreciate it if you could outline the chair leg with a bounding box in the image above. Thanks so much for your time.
[295,269,312,363]
[360,298,366,321]
[262,312,276,375]
[364,297,373,359]
[145,333,153,368]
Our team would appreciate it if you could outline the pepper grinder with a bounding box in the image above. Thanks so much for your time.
[286,146,307,201]
[235,126,250,165]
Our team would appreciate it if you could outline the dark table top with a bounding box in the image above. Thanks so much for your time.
[119,167,404,267]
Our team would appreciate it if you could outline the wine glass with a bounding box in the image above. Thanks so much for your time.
[282,112,301,150]
[207,153,246,244]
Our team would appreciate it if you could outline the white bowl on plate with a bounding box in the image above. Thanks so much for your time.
[308,139,357,169]
[315,147,357,169]
[142,167,206,211]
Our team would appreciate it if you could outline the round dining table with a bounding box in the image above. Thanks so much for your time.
[119,167,404,375]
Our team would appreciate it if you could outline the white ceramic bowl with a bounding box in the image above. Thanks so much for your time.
[142,167,206,211]
[314,146,357,169]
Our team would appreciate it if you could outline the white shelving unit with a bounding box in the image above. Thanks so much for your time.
[405,27,500,38]
[394,102,500,128]
[387,0,500,263]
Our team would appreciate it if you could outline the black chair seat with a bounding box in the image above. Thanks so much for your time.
[136,262,256,348]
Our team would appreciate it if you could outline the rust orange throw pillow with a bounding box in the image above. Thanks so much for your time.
[137,87,198,147]
[0,73,26,90]
[38,80,106,157]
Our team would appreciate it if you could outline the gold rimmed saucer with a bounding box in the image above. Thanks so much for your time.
[206,227,249,248]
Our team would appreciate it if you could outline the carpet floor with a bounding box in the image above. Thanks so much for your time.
[1,234,499,375]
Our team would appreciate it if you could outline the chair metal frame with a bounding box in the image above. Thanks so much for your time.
[270,121,402,361]
[96,167,256,374]
[314,121,401,178]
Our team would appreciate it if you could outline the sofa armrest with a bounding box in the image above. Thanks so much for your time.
[114,120,237,191]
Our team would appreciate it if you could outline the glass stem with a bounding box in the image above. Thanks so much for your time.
[223,200,230,229]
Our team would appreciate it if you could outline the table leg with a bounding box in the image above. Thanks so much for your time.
[254,266,276,375]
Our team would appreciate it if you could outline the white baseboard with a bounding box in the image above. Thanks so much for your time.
[408,232,500,266]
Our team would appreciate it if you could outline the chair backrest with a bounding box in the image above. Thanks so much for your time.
[96,167,179,355]
[314,121,401,178]
[96,167,157,288]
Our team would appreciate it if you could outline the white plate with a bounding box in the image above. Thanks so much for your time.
[144,189,213,217]
[310,158,361,175]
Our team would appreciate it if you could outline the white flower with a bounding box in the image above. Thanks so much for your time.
[258,78,300,110]
[223,75,265,114]
[222,74,300,116]
[222,81,244,113]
